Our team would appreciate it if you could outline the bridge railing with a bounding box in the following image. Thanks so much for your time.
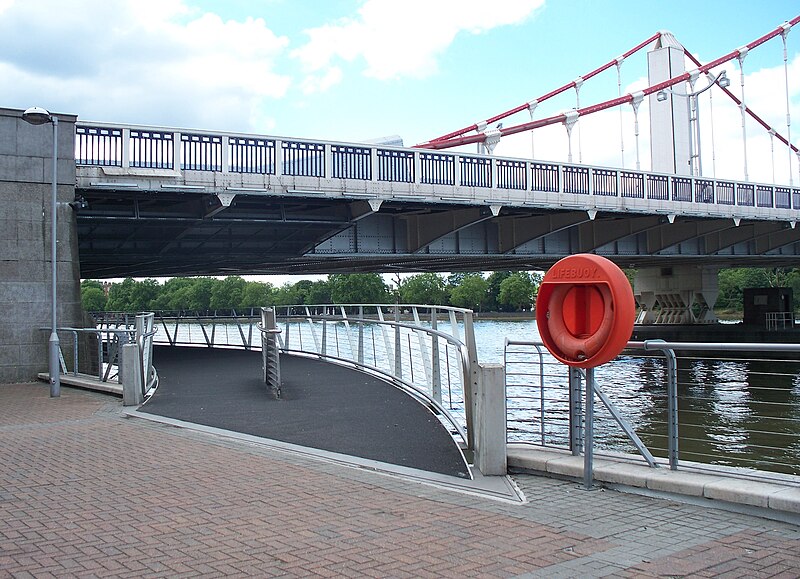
[75,122,800,213]
[505,339,800,483]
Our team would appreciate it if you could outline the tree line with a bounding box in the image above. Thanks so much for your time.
[716,267,800,311]
[81,267,800,314]
[81,271,543,313]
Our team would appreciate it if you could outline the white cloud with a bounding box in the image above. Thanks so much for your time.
[300,66,344,95]
[0,0,291,131]
[291,0,545,91]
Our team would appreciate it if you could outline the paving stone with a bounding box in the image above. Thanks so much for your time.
[2,382,799,578]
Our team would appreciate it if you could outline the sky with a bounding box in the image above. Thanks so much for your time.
[1,0,798,284]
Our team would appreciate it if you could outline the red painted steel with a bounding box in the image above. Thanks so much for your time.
[536,254,635,369]
[419,15,800,153]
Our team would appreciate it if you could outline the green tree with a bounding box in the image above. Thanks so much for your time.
[187,277,217,310]
[717,268,770,310]
[271,283,300,306]
[328,273,388,304]
[486,271,512,311]
[80,280,107,312]
[305,280,332,304]
[153,277,194,310]
[498,272,539,311]
[449,273,489,311]
[105,278,161,312]
[106,278,137,311]
[240,281,275,309]
[209,276,247,310]
[399,273,448,305]
[132,279,161,311]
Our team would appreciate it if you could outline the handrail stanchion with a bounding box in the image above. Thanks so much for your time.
[584,367,595,490]
[666,348,679,470]
[97,331,103,381]
[394,304,402,379]
[72,331,79,376]
[357,306,364,365]
[643,340,680,470]
[463,310,478,452]
[321,316,327,357]
[569,366,583,456]
[431,308,441,404]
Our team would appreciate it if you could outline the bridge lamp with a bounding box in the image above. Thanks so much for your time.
[655,71,730,177]
[22,106,60,398]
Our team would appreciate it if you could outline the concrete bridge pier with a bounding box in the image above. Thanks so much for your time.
[0,107,86,383]
[634,266,719,324]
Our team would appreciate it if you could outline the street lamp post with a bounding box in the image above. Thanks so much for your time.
[657,71,730,177]
[22,106,60,398]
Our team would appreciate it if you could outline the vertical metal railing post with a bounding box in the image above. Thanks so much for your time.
[664,347,679,470]
[394,304,402,379]
[357,306,364,365]
[72,331,78,375]
[463,310,478,451]
[431,308,441,403]
[569,366,583,455]
[96,332,103,381]
[321,316,327,356]
[584,367,595,490]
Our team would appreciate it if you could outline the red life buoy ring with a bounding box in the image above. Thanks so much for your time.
[546,283,614,362]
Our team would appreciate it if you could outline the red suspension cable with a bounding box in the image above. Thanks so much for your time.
[419,15,800,152]
[421,32,662,146]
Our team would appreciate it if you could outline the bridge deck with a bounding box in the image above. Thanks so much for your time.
[138,346,470,478]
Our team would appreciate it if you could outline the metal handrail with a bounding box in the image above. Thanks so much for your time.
[126,305,478,447]
[273,304,474,446]
[505,339,800,480]
[51,314,157,393]
[279,316,471,444]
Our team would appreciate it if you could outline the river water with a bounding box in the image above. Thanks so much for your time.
[150,316,800,475]
[470,318,800,476]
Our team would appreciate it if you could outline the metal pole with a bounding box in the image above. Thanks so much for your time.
[569,366,583,455]
[664,348,679,470]
[49,117,60,398]
[583,367,594,490]
[694,95,703,176]
[687,95,695,176]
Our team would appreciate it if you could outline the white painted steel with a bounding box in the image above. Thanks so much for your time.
[74,121,799,225]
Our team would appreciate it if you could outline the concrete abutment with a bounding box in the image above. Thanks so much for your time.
[0,107,86,383]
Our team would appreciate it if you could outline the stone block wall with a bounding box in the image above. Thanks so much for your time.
[0,107,85,383]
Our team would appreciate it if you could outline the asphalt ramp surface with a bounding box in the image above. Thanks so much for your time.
[140,346,470,478]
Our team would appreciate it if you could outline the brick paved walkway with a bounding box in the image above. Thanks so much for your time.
[1,383,798,578]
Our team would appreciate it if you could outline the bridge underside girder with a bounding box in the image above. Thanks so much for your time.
[76,189,800,278]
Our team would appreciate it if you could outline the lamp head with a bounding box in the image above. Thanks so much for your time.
[22,106,52,125]
[717,71,730,89]
[656,90,668,102]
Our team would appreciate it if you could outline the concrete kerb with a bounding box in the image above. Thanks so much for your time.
[508,443,800,522]
[124,407,526,505]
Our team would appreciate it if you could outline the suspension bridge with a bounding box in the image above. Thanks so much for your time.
[3,14,800,383]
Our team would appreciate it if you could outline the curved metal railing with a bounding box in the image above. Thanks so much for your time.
[98,305,480,447]
[273,305,474,445]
